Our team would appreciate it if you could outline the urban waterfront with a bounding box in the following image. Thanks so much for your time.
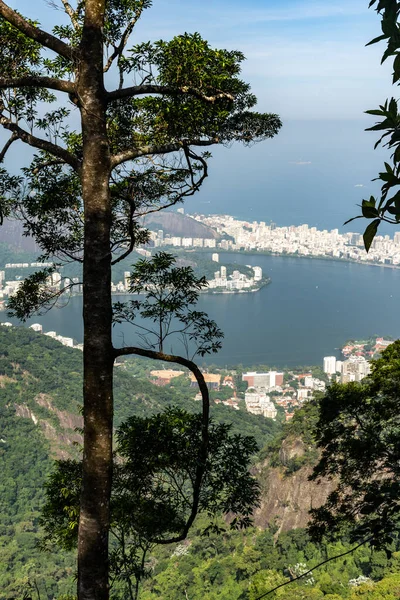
[7,254,400,367]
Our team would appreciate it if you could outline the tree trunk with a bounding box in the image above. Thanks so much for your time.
[77,3,113,599]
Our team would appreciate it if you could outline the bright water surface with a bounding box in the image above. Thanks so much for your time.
[9,253,400,368]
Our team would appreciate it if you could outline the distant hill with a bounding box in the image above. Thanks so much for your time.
[144,211,219,239]
[0,218,40,253]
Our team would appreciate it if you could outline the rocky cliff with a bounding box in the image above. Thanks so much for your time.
[144,211,219,239]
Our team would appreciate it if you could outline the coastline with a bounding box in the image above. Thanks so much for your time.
[203,248,400,271]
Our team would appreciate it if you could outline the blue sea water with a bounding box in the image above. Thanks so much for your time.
[186,119,392,235]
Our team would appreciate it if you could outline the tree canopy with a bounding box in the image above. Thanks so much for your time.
[309,341,400,549]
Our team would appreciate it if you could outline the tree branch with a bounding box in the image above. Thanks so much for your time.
[0,112,80,171]
[104,17,139,73]
[60,0,79,30]
[112,345,210,544]
[31,159,65,174]
[0,75,74,94]
[111,139,217,168]
[111,201,135,266]
[254,536,374,600]
[107,84,234,104]
[0,132,17,162]
[0,1,75,61]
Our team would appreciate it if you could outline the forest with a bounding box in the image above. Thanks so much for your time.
[1,326,400,599]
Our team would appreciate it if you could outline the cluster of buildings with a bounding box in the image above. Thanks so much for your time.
[208,257,264,291]
[148,364,331,422]
[324,337,394,383]
[0,321,83,351]
[342,337,393,358]
[244,388,277,419]
[323,354,372,383]
[0,266,82,309]
[242,370,326,421]
[149,229,217,249]
[190,213,400,267]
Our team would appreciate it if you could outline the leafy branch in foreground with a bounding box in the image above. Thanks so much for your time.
[41,408,259,600]
[346,1,400,250]
[113,252,224,358]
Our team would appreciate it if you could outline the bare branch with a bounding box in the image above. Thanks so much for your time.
[32,159,65,174]
[107,84,234,104]
[0,112,80,171]
[111,139,217,169]
[0,132,17,162]
[253,536,374,600]
[112,345,210,545]
[60,0,79,30]
[0,75,74,94]
[0,1,75,61]
[111,201,136,266]
[104,18,138,73]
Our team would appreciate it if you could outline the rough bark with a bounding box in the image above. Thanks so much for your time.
[77,3,113,599]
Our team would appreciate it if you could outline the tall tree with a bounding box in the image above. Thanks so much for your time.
[0,2,281,598]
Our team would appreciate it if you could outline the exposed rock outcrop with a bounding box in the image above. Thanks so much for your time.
[14,394,82,459]
[253,436,336,534]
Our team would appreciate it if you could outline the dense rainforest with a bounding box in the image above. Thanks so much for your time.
[1,326,400,599]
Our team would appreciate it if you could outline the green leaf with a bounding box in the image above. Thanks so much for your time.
[363,219,380,252]
[343,215,363,226]
[361,198,379,218]
[365,109,386,116]
[366,33,388,46]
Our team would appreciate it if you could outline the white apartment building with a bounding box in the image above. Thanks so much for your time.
[253,266,262,281]
[323,356,337,375]
[245,388,277,420]
[341,356,371,383]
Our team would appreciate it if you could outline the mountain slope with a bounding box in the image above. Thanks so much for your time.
[0,325,279,597]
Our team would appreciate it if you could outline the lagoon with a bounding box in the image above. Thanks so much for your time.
[7,254,400,368]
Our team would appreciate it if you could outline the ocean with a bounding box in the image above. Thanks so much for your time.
[185,119,392,235]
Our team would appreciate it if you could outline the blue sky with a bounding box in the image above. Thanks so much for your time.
[13,0,394,120]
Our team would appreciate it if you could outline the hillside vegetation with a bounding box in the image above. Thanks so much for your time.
[0,325,278,598]
[2,326,399,599]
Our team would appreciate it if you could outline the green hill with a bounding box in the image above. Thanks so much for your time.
[0,325,279,598]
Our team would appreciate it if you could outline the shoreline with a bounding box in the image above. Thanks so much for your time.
[203,248,400,271]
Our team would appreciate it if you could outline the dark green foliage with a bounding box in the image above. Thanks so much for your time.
[138,522,400,600]
[346,1,400,247]
[0,376,74,598]
[0,325,279,595]
[41,408,259,597]
[261,400,320,473]
[310,341,400,547]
